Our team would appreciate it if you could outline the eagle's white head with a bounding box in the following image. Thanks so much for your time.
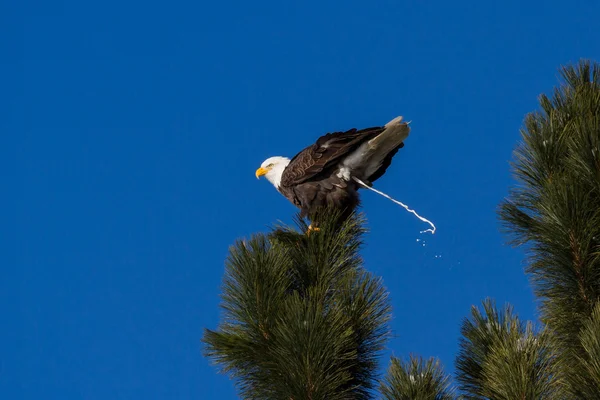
[255,156,290,188]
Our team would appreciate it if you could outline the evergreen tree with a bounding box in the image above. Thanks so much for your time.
[499,59,600,396]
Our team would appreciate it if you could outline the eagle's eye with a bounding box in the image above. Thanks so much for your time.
[267,163,274,168]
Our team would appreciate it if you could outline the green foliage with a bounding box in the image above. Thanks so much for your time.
[380,355,454,400]
[456,299,558,399]
[202,210,391,399]
[498,59,600,394]
[572,301,600,398]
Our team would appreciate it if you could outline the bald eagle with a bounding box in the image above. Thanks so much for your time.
[255,116,410,232]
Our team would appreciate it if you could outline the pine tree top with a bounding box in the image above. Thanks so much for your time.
[203,210,392,399]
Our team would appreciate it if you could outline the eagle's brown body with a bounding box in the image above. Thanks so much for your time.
[275,118,409,224]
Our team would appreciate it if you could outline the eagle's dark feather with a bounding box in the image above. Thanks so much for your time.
[276,122,407,225]
[280,127,384,187]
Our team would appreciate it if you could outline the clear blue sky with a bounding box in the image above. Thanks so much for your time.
[6,0,600,398]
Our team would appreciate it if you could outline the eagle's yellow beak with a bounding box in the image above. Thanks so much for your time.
[255,167,269,178]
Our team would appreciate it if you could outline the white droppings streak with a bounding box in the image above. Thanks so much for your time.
[353,176,437,234]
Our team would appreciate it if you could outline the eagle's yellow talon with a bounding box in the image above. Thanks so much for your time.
[307,225,321,235]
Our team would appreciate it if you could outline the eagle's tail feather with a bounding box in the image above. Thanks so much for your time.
[368,116,410,151]
[384,115,406,127]
[339,115,410,179]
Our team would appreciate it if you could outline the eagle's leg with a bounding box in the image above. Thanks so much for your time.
[300,206,320,235]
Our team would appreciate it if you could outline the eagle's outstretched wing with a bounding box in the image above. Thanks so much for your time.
[280,126,384,187]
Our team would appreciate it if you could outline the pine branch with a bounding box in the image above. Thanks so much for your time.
[380,355,455,400]
[571,301,600,398]
[455,299,559,399]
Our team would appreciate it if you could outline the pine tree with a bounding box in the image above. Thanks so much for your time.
[202,210,392,399]
[499,59,600,396]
